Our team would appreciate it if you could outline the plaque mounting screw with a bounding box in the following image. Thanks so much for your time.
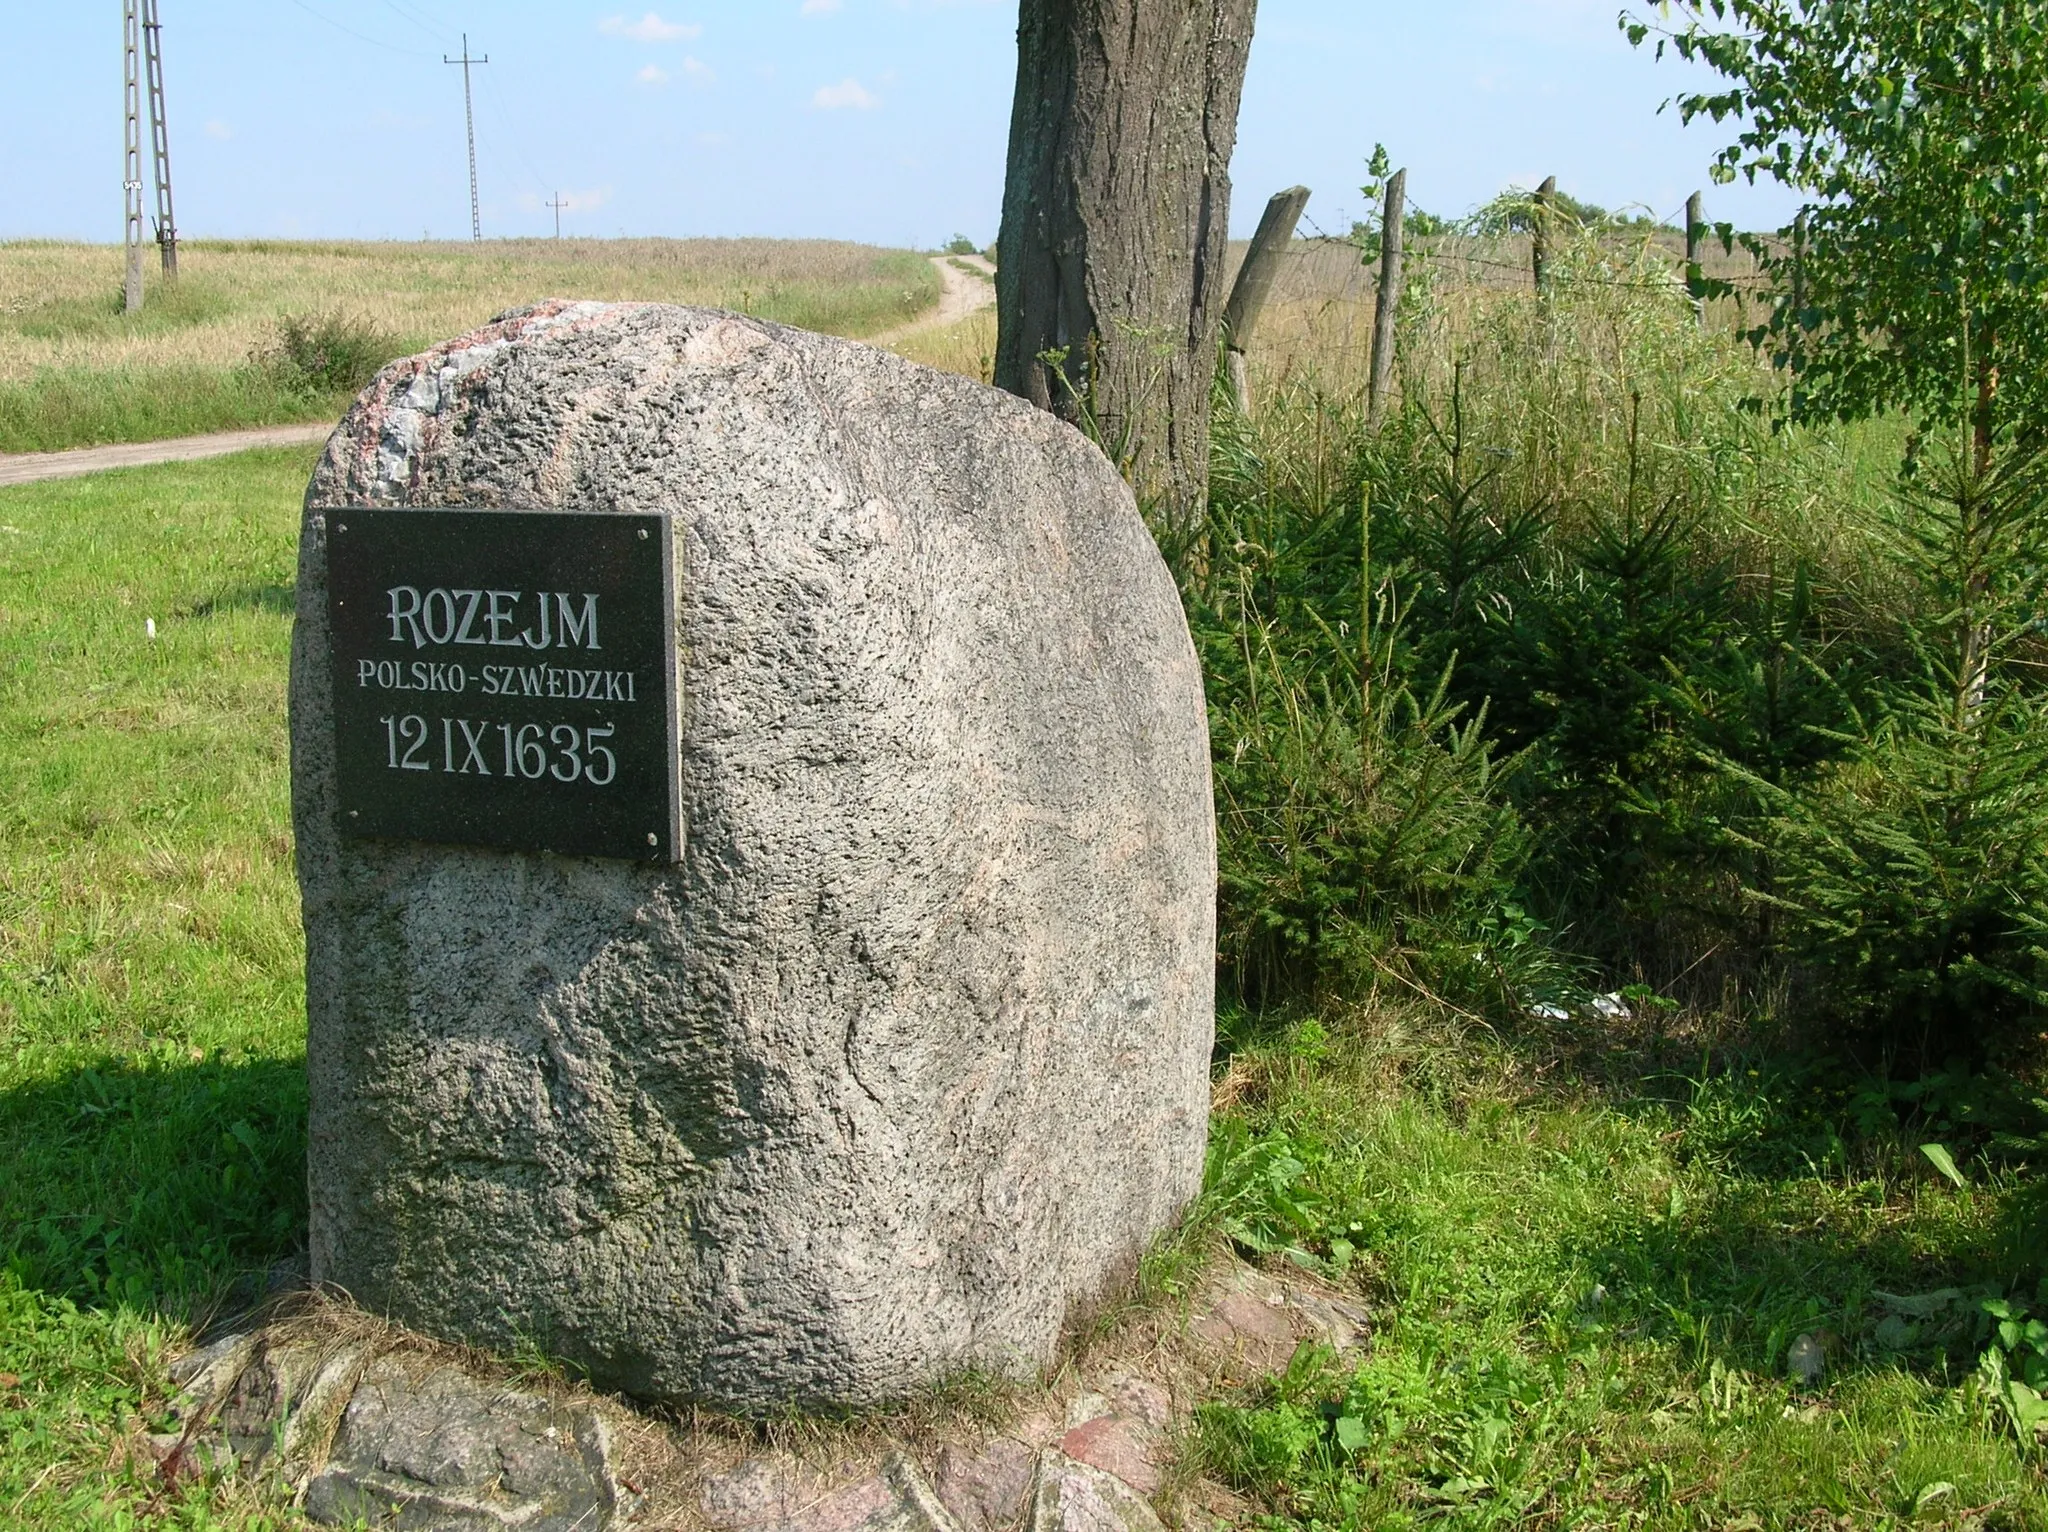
[349,810,359,818]
[638,528,649,540]
[646,833,657,846]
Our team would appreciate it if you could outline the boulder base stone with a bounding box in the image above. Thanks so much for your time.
[302,1359,619,1531]
[1028,1451,1165,1532]
[157,1328,631,1530]
[291,301,1216,1410]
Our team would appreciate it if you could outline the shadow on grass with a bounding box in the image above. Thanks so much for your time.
[184,583,295,619]
[0,1055,307,1316]
[1215,1012,2048,1396]
[1501,1049,2048,1382]
[1575,1166,2030,1385]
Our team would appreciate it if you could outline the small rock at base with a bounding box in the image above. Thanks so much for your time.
[1028,1450,1165,1532]
[1186,1263,1370,1378]
[1098,1376,1171,1434]
[936,1437,1038,1532]
[703,1455,831,1529]
[301,1357,618,1531]
[706,1452,963,1532]
[1057,1416,1161,1496]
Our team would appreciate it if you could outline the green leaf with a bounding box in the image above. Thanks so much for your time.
[2008,1379,2048,1431]
[1914,1482,1957,1514]
[1334,1414,1369,1453]
[1920,1142,1967,1187]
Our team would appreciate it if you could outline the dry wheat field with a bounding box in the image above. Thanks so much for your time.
[0,238,941,453]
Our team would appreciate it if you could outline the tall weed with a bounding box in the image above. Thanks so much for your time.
[252,311,401,398]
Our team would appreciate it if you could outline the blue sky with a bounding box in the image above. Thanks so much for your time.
[4,1,1803,247]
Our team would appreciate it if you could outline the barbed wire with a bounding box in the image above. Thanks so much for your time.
[1288,233,1782,293]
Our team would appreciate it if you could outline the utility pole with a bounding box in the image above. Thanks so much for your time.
[546,192,567,239]
[142,0,178,278]
[444,34,488,242]
[122,0,145,312]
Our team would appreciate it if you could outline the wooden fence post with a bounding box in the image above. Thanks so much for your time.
[1368,167,1407,429]
[1221,184,1312,412]
[1531,174,1557,300]
[1685,189,1705,327]
[1789,208,1808,382]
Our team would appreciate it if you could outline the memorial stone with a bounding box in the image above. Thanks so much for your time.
[290,299,1215,1410]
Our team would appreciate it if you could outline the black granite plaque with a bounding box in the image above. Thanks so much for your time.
[324,507,679,862]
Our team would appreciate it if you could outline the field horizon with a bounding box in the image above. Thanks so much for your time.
[0,236,945,456]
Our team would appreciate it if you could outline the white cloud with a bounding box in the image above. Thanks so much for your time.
[681,55,715,82]
[203,119,231,140]
[812,77,878,109]
[800,0,842,13]
[599,11,701,42]
[637,63,669,84]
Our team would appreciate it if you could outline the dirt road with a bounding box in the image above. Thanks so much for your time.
[874,254,996,343]
[0,256,997,489]
[0,422,336,489]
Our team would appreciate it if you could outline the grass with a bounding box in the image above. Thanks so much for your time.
[0,239,943,453]
[1191,1006,2048,1529]
[0,447,314,1526]
[889,306,997,383]
[3,445,2044,1527]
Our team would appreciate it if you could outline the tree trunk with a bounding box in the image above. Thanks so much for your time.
[995,0,1258,532]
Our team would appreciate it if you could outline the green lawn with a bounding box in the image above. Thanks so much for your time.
[0,448,313,1527]
[1196,1018,2048,1529]
[0,450,2042,1528]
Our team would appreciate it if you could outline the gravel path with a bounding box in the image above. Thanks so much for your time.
[0,422,335,488]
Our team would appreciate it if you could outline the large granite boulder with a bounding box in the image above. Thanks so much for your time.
[289,301,1215,1410]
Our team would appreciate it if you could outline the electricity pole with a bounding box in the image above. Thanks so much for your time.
[546,193,567,239]
[122,0,145,312]
[142,0,178,279]
[443,34,487,242]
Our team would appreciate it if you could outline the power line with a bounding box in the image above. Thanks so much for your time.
[443,34,488,241]
[546,193,568,239]
[281,0,432,57]
[375,0,452,43]
[475,65,558,202]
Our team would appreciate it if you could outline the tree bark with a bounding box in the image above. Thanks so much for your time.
[996,0,1259,532]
